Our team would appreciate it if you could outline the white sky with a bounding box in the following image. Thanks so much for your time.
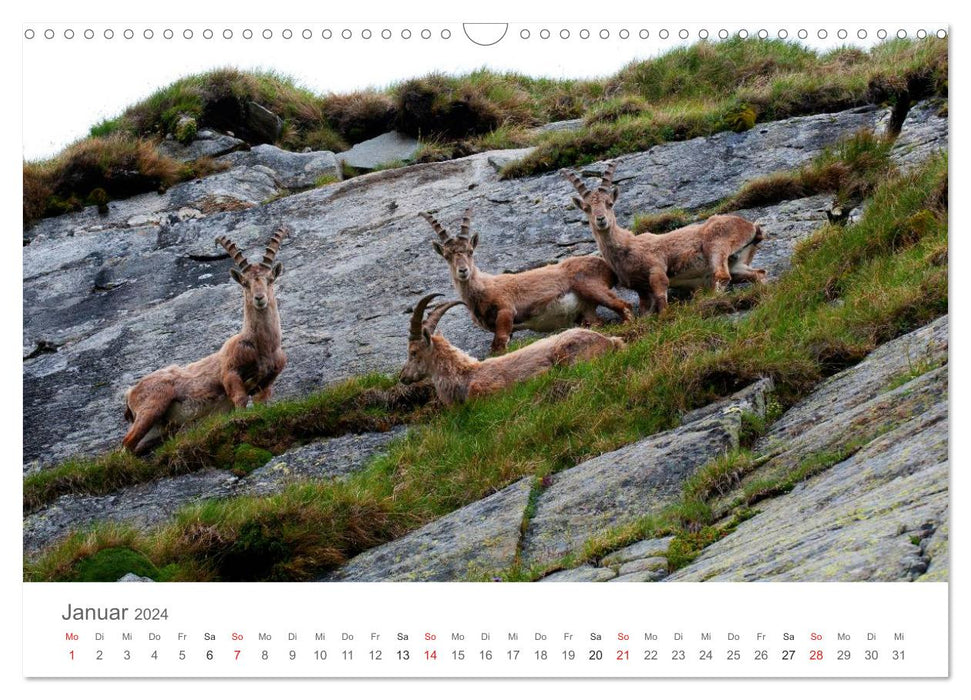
[21,20,945,160]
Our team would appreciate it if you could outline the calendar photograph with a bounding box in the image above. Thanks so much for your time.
[22,22,948,593]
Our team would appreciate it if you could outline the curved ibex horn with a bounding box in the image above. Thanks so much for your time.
[424,300,465,335]
[458,207,473,239]
[419,212,450,242]
[600,161,618,189]
[215,235,251,272]
[410,293,443,341]
[562,169,590,197]
[261,226,288,268]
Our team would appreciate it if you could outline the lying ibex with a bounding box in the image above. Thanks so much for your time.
[565,162,766,314]
[420,208,632,355]
[400,293,624,405]
[122,228,288,453]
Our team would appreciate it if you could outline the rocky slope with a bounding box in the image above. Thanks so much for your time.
[23,101,948,580]
[542,317,948,583]
[24,104,910,468]
[320,317,947,582]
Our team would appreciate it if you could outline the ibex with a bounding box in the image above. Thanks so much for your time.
[420,208,632,355]
[121,228,288,454]
[400,293,624,405]
[564,162,766,314]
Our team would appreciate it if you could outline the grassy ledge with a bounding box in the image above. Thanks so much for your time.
[23,375,435,513]
[500,37,946,178]
[25,152,947,582]
[633,128,895,233]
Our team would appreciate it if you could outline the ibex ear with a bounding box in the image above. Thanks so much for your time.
[421,327,432,345]
[611,185,619,202]
[432,241,445,257]
[230,268,246,286]
[572,195,588,212]
[271,262,284,280]
[470,232,479,249]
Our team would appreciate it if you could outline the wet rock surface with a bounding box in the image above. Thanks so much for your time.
[24,104,912,467]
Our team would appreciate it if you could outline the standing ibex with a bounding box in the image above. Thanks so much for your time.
[401,293,624,405]
[420,208,632,355]
[122,228,288,454]
[564,162,766,314]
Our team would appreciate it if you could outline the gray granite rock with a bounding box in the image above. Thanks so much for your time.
[338,131,421,170]
[600,536,675,567]
[540,565,616,582]
[680,378,774,426]
[529,318,949,584]
[117,573,155,582]
[610,568,669,583]
[520,380,771,568]
[245,102,284,144]
[322,478,532,581]
[891,100,948,170]
[666,320,949,582]
[240,428,405,496]
[617,556,668,576]
[219,145,341,189]
[759,316,947,450]
[486,147,536,172]
[159,132,246,162]
[533,119,585,134]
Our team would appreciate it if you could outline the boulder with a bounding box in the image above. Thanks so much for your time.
[338,131,421,170]
[322,478,533,581]
[520,380,771,568]
[240,428,405,496]
[219,144,341,189]
[158,131,246,162]
[245,102,284,144]
[891,100,948,170]
[533,119,586,134]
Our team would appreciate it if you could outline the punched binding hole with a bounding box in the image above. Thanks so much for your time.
[463,23,508,46]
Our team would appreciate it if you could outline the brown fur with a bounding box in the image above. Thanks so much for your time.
[400,294,624,405]
[565,162,767,315]
[421,209,632,354]
[122,228,289,454]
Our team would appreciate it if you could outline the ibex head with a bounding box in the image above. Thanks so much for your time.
[563,162,619,233]
[420,208,478,283]
[216,226,287,311]
[400,293,465,384]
